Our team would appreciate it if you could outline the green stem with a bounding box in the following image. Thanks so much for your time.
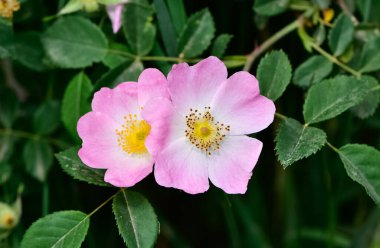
[275,112,288,120]
[311,43,361,78]
[243,14,305,71]
[222,195,240,248]
[87,190,119,218]
[108,49,245,65]
[326,141,340,153]
[42,181,49,216]
[0,129,70,148]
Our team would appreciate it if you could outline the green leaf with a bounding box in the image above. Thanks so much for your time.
[275,118,326,168]
[0,88,19,128]
[98,0,126,4]
[0,162,11,184]
[0,18,13,58]
[23,140,53,182]
[33,101,61,135]
[211,34,233,58]
[20,210,89,248]
[312,0,331,9]
[178,9,215,58]
[102,43,132,69]
[328,13,354,56]
[358,36,380,73]
[112,190,159,248]
[293,55,332,89]
[150,41,172,74]
[351,76,380,119]
[166,0,187,35]
[256,50,292,101]
[62,72,93,141]
[112,60,144,85]
[0,134,14,162]
[43,16,108,68]
[338,144,380,204]
[253,0,290,16]
[154,0,178,56]
[12,32,50,71]
[303,76,372,124]
[95,60,144,90]
[123,0,156,56]
[58,0,82,15]
[56,146,109,187]
[313,23,326,46]
[356,0,380,24]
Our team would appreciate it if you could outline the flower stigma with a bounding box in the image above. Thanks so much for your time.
[185,107,230,155]
[116,114,151,155]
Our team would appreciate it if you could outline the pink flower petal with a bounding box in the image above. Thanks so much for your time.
[211,71,276,135]
[77,111,122,169]
[167,56,227,114]
[154,139,210,194]
[104,158,153,187]
[92,82,139,124]
[208,136,263,194]
[138,68,170,107]
[106,4,124,33]
[142,97,175,157]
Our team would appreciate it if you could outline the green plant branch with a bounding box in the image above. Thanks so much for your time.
[87,190,119,218]
[243,12,307,71]
[310,43,361,78]
[274,112,341,154]
[108,49,246,65]
[0,129,70,148]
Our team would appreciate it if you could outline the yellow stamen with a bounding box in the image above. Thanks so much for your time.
[0,0,20,18]
[185,107,229,156]
[116,114,151,155]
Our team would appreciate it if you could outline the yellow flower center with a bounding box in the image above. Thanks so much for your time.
[0,0,20,18]
[185,107,230,155]
[116,114,151,155]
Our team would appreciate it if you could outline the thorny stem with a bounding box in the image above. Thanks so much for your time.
[310,43,362,78]
[0,128,70,148]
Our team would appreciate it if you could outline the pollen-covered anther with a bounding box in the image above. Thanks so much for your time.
[116,114,151,155]
[185,107,229,155]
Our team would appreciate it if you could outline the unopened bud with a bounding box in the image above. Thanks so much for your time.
[0,203,18,230]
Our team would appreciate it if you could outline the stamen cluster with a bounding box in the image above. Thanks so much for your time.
[185,107,230,155]
[116,114,151,155]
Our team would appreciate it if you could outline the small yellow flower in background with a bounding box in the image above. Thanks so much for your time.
[323,8,334,25]
[0,0,20,18]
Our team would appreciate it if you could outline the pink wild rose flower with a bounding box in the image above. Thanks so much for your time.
[106,0,128,33]
[143,56,276,194]
[77,69,169,187]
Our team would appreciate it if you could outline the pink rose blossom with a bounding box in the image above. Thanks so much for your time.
[143,56,276,194]
[77,69,169,187]
[106,0,128,33]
